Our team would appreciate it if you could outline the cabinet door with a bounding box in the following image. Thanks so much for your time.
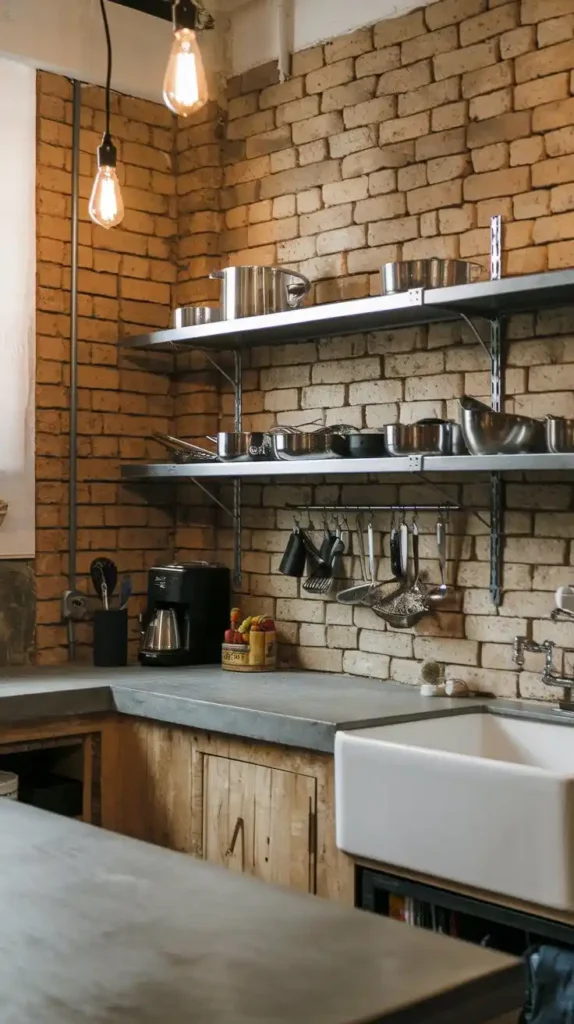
[202,754,317,893]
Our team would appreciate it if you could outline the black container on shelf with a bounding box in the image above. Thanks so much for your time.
[93,608,128,667]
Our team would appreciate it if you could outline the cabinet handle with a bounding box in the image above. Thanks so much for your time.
[226,816,245,860]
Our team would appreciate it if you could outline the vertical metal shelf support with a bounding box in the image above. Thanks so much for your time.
[490,317,504,607]
[233,350,242,587]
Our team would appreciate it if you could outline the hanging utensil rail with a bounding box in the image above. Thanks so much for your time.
[287,504,461,513]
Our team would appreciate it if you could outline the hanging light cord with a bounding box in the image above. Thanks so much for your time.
[99,0,113,138]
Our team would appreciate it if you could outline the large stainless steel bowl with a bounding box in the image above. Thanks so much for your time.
[385,420,462,457]
[546,416,574,454]
[460,398,544,455]
[381,259,480,295]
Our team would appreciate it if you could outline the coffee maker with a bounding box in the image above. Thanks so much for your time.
[139,562,230,667]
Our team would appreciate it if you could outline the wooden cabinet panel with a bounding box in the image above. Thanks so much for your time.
[202,753,317,893]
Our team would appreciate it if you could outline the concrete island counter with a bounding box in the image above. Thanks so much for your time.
[0,802,521,1024]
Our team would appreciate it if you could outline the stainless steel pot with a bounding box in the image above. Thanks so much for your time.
[208,432,272,462]
[460,397,544,456]
[546,416,574,454]
[172,306,221,328]
[385,420,462,457]
[210,266,311,320]
[272,433,348,461]
[381,259,481,295]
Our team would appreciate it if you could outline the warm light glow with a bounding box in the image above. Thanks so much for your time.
[163,27,208,117]
[89,166,124,230]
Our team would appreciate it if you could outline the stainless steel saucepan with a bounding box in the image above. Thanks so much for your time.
[172,306,221,328]
[272,433,348,461]
[210,265,311,320]
[381,259,481,295]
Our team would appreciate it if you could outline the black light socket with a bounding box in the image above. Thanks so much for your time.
[173,0,214,31]
[97,133,118,169]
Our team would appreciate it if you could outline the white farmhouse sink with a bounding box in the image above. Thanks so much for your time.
[336,712,574,911]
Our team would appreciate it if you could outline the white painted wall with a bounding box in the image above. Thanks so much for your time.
[229,0,435,75]
[0,58,36,558]
[0,0,204,103]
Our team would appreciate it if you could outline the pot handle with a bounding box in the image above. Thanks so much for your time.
[286,271,311,309]
[209,270,224,280]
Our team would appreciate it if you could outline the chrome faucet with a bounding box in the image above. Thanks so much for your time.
[513,636,574,704]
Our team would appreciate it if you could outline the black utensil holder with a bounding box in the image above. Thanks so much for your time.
[93,609,128,667]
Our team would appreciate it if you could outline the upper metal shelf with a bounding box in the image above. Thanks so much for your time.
[120,452,574,482]
[121,269,574,353]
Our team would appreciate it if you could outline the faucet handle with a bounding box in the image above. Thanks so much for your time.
[513,635,528,667]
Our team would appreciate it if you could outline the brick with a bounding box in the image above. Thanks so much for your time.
[301,384,345,409]
[325,27,373,62]
[347,244,401,273]
[533,211,574,243]
[533,95,574,134]
[369,169,398,195]
[329,126,377,158]
[515,75,569,114]
[323,178,368,206]
[354,193,407,223]
[322,77,377,114]
[403,235,460,259]
[247,217,298,247]
[469,88,513,121]
[500,24,536,59]
[355,47,401,78]
[472,142,509,173]
[298,253,346,280]
[374,9,426,46]
[241,61,279,94]
[342,145,414,178]
[434,40,497,80]
[432,101,469,131]
[306,59,354,95]
[296,188,322,214]
[348,379,402,404]
[270,148,296,173]
[462,60,513,99]
[386,351,444,377]
[550,183,574,213]
[277,236,316,262]
[426,0,487,30]
[224,155,270,187]
[522,0,574,23]
[227,109,274,141]
[300,204,352,236]
[439,204,476,233]
[298,139,328,166]
[292,112,344,145]
[467,111,531,148]
[515,41,574,83]
[460,3,519,46]
[245,126,292,159]
[532,154,574,187]
[401,25,458,64]
[261,159,341,200]
[343,96,396,129]
[546,126,574,157]
[379,112,430,145]
[407,180,462,213]
[398,77,460,117]
[514,189,550,219]
[312,356,379,384]
[463,165,530,200]
[538,14,574,47]
[343,650,389,680]
[378,59,432,96]
[510,136,545,166]
[428,153,472,182]
[276,95,319,126]
[259,77,304,110]
[368,216,419,245]
[416,126,466,161]
[228,93,258,120]
[291,46,324,77]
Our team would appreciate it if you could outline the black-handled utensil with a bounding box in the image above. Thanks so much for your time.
[90,557,118,612]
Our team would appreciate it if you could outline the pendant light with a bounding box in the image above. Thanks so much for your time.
[163,0,214,118]
[89,0,125,230]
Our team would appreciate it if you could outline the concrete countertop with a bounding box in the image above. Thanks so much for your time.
[0,801,521,1024]
[0,664,490,750]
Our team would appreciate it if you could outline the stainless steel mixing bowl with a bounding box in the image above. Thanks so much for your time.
[460,398,544,456]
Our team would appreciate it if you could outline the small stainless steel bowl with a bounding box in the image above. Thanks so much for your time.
[460,398,544,456]
[173,306,221,329]
[381,259,480,296]
[546,416,574,454]
[385,421,452,457]
[272,433,348,461]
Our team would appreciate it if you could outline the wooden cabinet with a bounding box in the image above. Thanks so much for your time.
[202,754,317,892]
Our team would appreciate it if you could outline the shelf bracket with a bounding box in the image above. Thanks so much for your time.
[189,478,233,518]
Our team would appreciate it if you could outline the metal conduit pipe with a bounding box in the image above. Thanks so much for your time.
[67,79,81,662]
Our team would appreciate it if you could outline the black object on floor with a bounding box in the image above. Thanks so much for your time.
[521,945,574,1024]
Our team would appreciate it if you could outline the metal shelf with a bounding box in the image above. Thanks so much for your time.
[120,269,574,353]
[120,452,574,481]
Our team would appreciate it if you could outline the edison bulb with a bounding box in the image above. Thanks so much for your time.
[89,165,124,230]
[163,27,208,117]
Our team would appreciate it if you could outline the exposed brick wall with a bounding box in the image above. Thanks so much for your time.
[173,0,574,699]
[36,72,177,665]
